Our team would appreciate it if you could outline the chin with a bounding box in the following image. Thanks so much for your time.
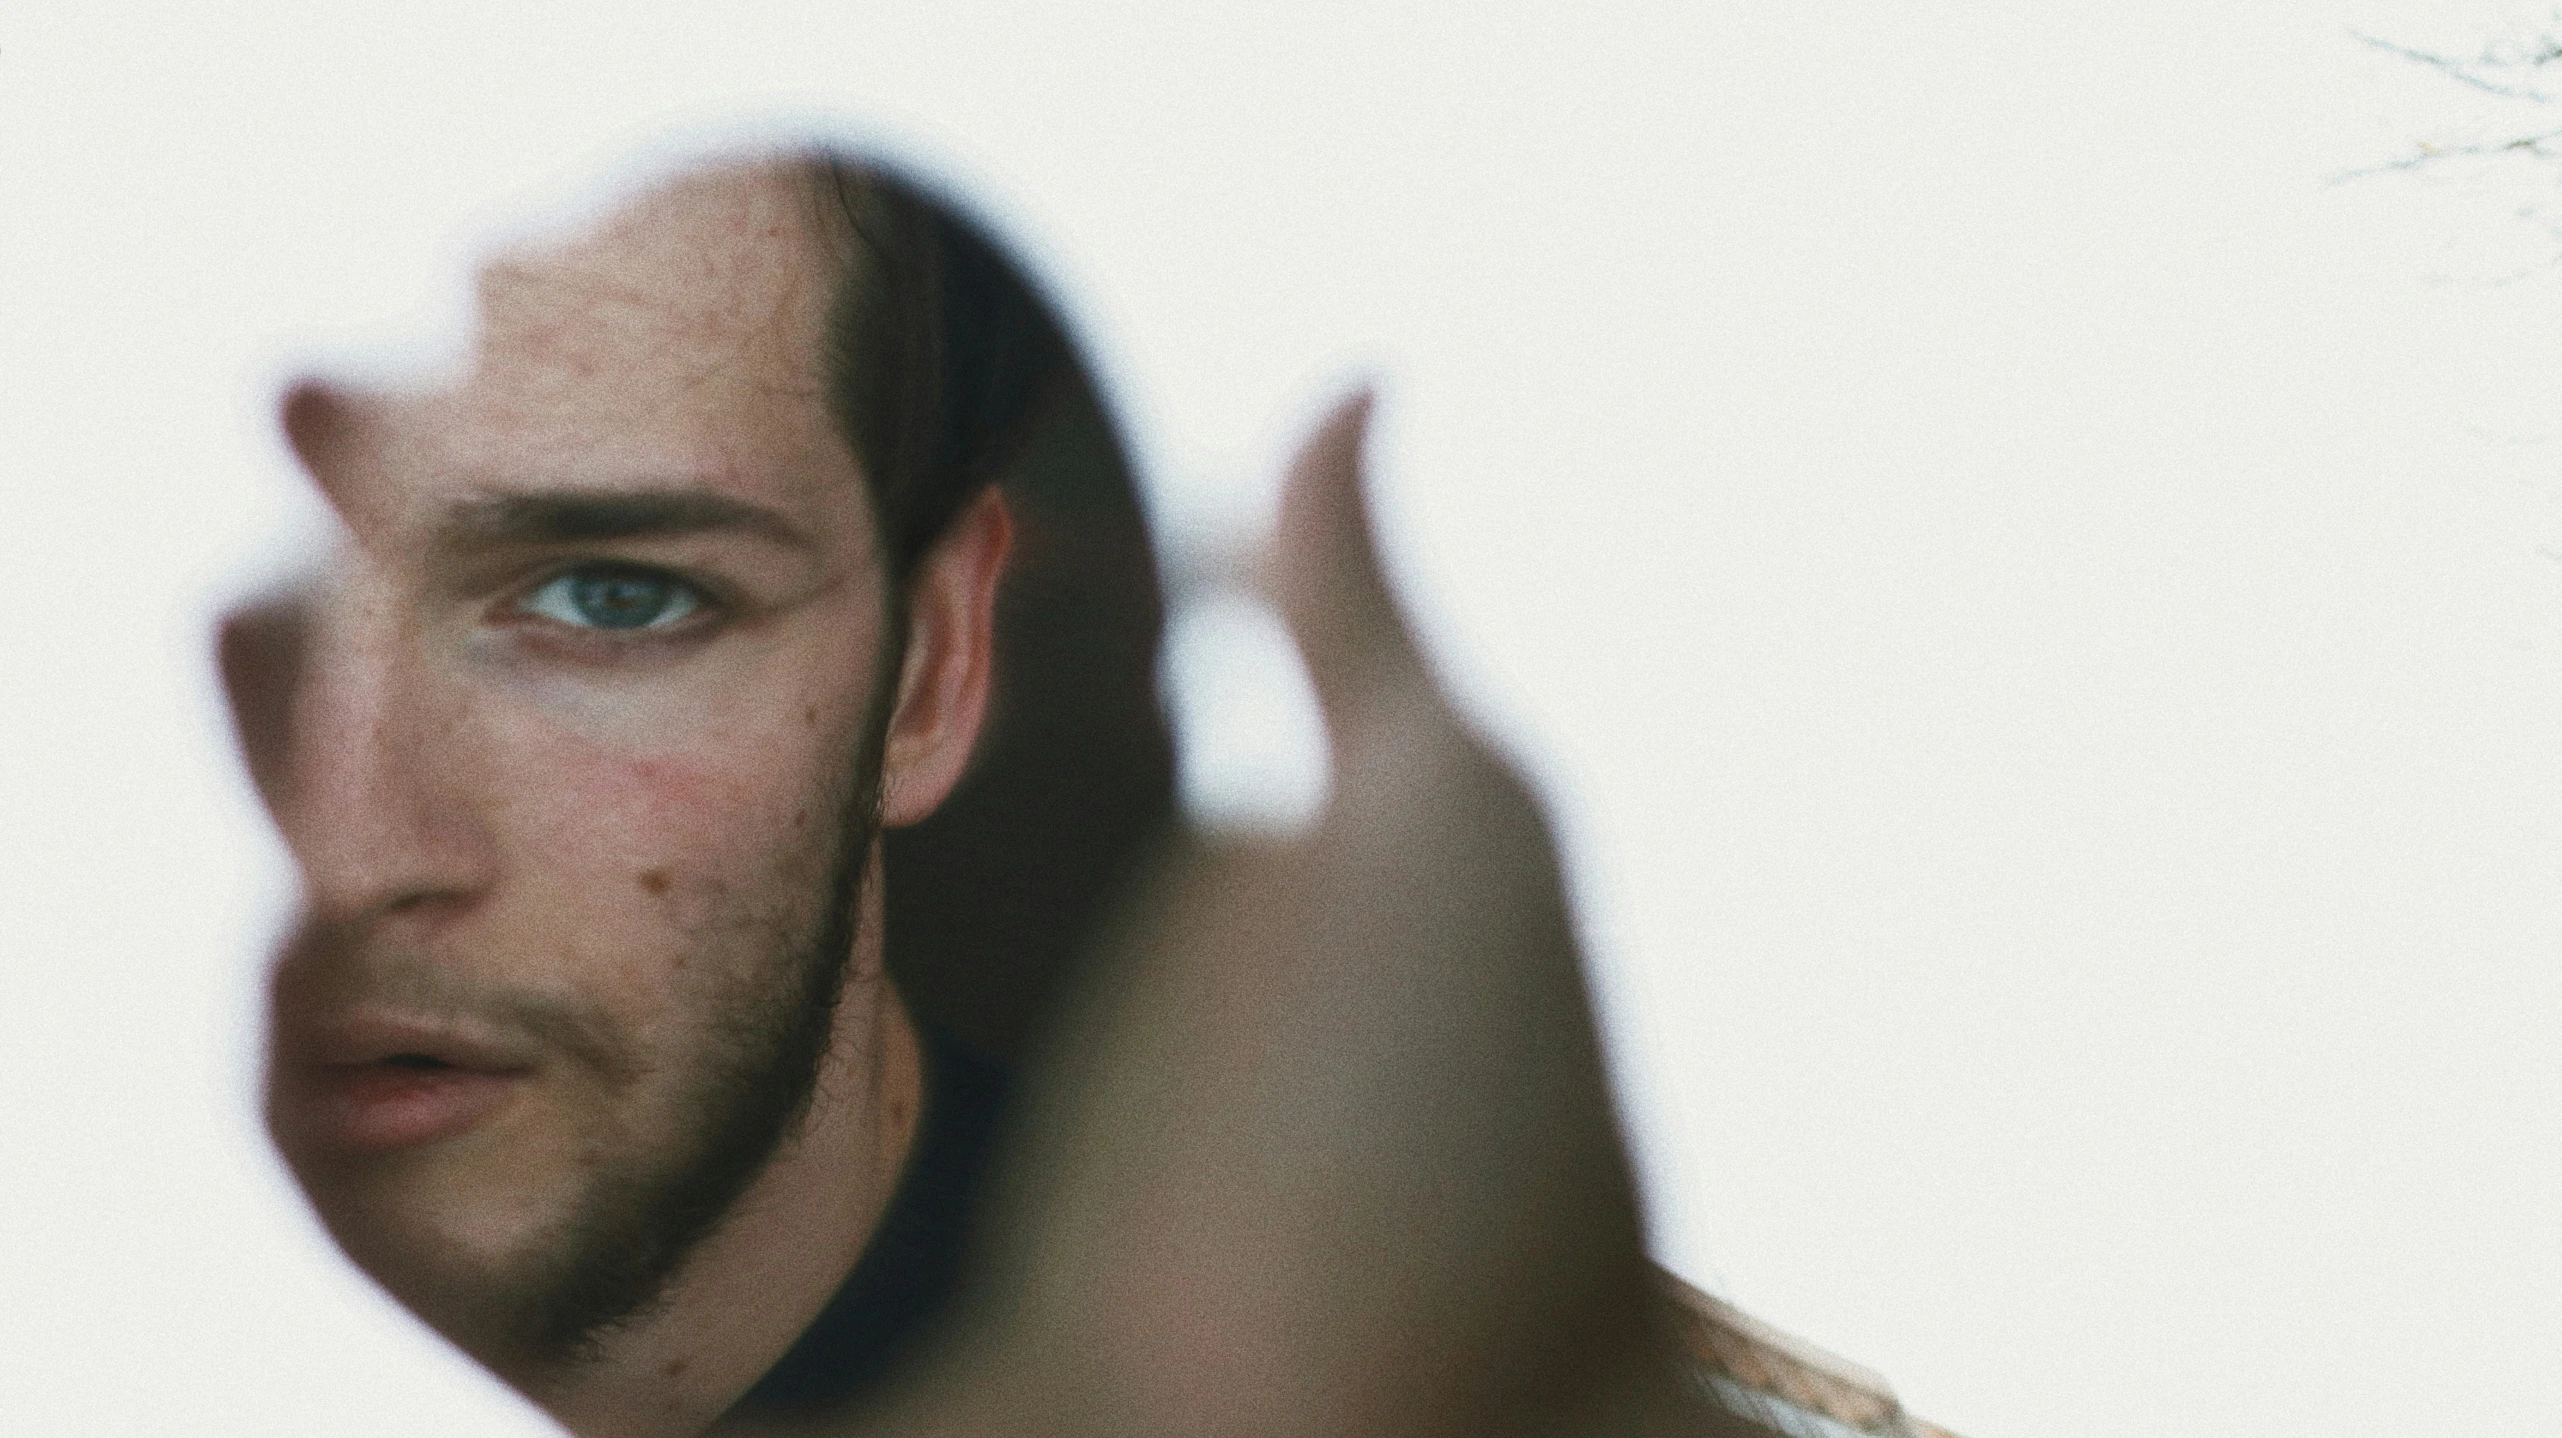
[311,1190,558,1364]
[277,1087,617,1359]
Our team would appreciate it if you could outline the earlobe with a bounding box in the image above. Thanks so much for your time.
[879,488,1013,827]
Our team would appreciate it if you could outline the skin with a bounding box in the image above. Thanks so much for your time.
[226,160,1011,1438]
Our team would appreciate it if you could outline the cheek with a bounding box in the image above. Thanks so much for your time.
[461,666,876,1002]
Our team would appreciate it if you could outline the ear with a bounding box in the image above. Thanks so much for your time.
[880,487,1014,828]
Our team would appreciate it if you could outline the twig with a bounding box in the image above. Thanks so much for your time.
[2353,29,2562,105]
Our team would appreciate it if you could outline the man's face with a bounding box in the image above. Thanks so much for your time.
[241,163,916,1367]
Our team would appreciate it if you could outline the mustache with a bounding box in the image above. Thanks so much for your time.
[268,915,633,1083]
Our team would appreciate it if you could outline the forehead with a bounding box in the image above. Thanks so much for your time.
[302,159,868,552]
[475,160,831,394]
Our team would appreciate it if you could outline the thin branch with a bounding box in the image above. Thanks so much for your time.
[2353,29,2562,104]
[2332,122,2562,184]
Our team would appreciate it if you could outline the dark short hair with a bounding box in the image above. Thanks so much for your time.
[810,155,1074,585]
[803,151,1178,1062]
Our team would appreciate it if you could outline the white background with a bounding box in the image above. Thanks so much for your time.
[5,4,2560,1435]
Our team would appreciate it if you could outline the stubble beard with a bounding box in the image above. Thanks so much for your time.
[508,705,895,1369]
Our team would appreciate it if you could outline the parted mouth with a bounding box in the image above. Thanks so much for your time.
[270,1010,543,1155]
[281,1007,543,1075]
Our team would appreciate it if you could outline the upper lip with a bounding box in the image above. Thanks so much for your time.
[279,1009,541,1076]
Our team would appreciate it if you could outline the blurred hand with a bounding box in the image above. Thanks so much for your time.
[783,394,1738,1438]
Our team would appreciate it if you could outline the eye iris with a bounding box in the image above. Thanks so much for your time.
[569,571,674,629]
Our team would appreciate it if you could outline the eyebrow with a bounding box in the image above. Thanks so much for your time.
[435,488,815,553]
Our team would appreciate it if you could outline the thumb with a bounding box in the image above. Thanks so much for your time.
[1265,389,1436,745]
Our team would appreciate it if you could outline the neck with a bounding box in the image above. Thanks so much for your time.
[526,871,926,1438]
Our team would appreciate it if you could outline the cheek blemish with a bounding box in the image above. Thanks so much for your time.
[803,705,817,726]
[638,868,671,896]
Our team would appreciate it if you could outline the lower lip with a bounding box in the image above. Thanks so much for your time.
[295,1065,528,1154]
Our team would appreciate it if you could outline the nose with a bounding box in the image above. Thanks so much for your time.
[220,571,495,927]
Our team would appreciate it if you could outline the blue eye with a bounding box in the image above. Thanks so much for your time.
[523,567,704,631]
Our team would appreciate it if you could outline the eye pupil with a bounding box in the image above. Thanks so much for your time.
[569,571,673,629]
